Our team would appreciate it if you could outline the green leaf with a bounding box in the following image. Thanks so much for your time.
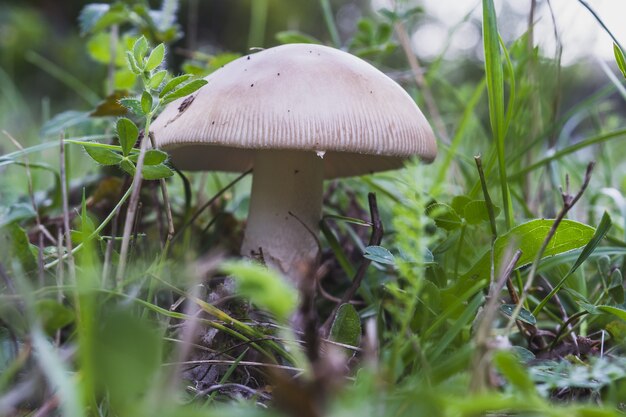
[93,308,161,408]
[130,149,167,165]
[148,70,167,90]
[162,79,208,105]
[222,260,298,322]
[609,269,625,304]
[35,299,75,336]
[132,36,149,66]
[145,43,165,72]
[614,43,626,79]
[363,245,395,265]
[500,304,536,325]
[87,32,125,65]
[329,304,361,349]
[159,74,192,98]
[126,51,141,75]
[118,98,143,116]
[426,202,462,231]
[0,203,36,228]
[275,30,322,45]
[533,212,612,316]
[83,146,123,166]
[79,3,129,34]
[141,91,153,115]
[116,118,139,156]
[463,200,500,225]
[0,223,37,273]
[141,164,174,180]
[119,159,135,176]
[493,350,536,395]
[597,305,626,322]
[464,219,596,281]
[450,195,471,215]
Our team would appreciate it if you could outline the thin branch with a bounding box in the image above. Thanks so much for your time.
[506,162,595,332]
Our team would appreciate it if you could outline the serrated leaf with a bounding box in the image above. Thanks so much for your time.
[118,98,143,116]
[329,304,361,349]
[145,43,165,72]
[159,74,192,97]
[363,245,395,265]
[119,159,135,176]
[221,260,298,321]
[133,36,149,66]
[464,219,595,281]
[130,149,167,165]
[83,146,123,166]
[162,79,208,105]
[141,164,174,180]
[275,30,322,45]
[141,91,153,115]
[614,43,626,79]
[116,118,139,156]
[148,70,167,90]
[500,304,536,325]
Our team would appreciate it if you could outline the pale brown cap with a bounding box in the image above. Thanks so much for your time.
[151,43,437,178]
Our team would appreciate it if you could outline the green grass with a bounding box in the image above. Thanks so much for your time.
[1,1,626,416]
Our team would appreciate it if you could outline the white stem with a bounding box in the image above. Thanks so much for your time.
[241,150,324,282]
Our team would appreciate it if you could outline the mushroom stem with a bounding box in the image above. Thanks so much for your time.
[241,150,324,282]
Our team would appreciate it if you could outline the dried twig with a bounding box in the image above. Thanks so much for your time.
[116,130,151,287]
[506,162,595,333]
[320,193,382,336]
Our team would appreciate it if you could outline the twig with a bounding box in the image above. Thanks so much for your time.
[116,124,153,287]
[320,193,383,336]
[540,275,578,353]
[471,248,522,390]
[506,162,595,333]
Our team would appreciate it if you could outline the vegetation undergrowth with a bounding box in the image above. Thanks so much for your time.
[1,0,626,416]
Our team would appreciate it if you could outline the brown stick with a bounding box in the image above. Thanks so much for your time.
[506,162,595,332]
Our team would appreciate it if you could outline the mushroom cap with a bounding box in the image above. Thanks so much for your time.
[151,43,437,178]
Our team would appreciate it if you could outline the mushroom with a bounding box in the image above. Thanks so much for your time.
[151,43,437,283]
